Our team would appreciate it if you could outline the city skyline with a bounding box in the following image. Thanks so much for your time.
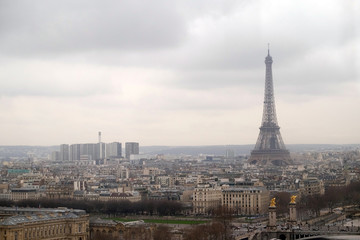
[0,0,359,146]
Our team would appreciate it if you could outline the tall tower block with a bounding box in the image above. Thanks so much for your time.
[248,49,292,166]
[98,131,102,159]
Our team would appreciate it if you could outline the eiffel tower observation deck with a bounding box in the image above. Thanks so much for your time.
[248,48,292,166]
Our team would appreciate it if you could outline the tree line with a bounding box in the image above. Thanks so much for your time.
[1,181,359,218]
[274,181,360,217]
[0,198,185,216]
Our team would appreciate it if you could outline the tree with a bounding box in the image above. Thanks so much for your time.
[153,225,171,240]
[274,192,291,215]
[184,225,211,240]
[323,187,342,212]
[210,206,234,240]
[92,230,117,240]
[0,199,13,207]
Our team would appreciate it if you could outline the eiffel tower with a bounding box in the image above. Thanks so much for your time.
[248,48,292,166]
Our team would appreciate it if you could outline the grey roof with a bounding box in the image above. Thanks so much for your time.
[89,217,146,227]
[0,212,79,226]
[90,217,117,226]
[0,207,86,216]
[222,186,267,192]
[123,220,145,226]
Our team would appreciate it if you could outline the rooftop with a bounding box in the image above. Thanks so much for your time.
[0,212,79,226]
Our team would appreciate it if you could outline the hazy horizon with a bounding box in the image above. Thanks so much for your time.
[1,0,359,146]
[1,143,359,148]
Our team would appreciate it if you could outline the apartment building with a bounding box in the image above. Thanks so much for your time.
[192,184,222,214]
[221,186,269,215]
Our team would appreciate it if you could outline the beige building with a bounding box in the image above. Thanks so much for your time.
[156,176,175,187]
[46,181,74,199]
[0,183,9,193]
[143,167,161,176]
[98,192,141,202]
[90,218,154,240]
[0,211,89,240]
[192,184,222,214]
[10,189,38,201]
[221,186,269,215]
[300,177,325,196]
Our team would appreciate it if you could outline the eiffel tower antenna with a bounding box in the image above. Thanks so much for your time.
[248,49,292,166]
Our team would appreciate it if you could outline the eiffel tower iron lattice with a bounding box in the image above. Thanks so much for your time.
[248,49,292,166]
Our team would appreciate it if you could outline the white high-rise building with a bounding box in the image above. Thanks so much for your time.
[97,142,106,159]
[70,144,81,161]
[60,144,70,161]
[106,142,122,158]
[51,151,60,161]
[125,142,139,159]
[80,143,97,160]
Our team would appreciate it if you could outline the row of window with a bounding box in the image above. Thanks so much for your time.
[3,222,85,240]
[23,223,70,239]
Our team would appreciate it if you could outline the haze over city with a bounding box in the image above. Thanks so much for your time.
[0,0,359,146]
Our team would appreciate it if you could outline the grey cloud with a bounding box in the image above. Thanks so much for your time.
[172,69,263,90]
[0,61,112,97]
[0,0,187,56]
[0,0,359,97]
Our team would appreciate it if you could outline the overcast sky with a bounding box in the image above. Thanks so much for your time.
[0,0,359,146]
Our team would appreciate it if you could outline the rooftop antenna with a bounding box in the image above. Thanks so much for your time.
[268,43,270,55]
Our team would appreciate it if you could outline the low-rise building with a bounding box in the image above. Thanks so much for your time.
[300,177,325,196]
[10,188,38,201]
[99,192,141,202]
[0,208,89,240]
[89,218,153,240]
[46,180,74,199]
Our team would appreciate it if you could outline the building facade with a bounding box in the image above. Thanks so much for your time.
[70,144,81,161]
[105,142,122,158]
[46,181,74,200]
[0,211,89,240]
[60,144,70,161]
[89,218,153,240]
[192,184,222,214]
[300,177,325,196]
[221,186,269,215]
[125,142,139,159]
[10,188,38,201]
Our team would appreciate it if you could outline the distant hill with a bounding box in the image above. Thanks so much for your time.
[0,145,58,158]
[140,144,360,156]
[139,145,254,156]
[0,144,358,159]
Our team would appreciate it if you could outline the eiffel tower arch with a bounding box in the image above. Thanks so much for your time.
[248,49,292,166]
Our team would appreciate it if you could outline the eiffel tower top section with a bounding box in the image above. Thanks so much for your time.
[261,48,279,128]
